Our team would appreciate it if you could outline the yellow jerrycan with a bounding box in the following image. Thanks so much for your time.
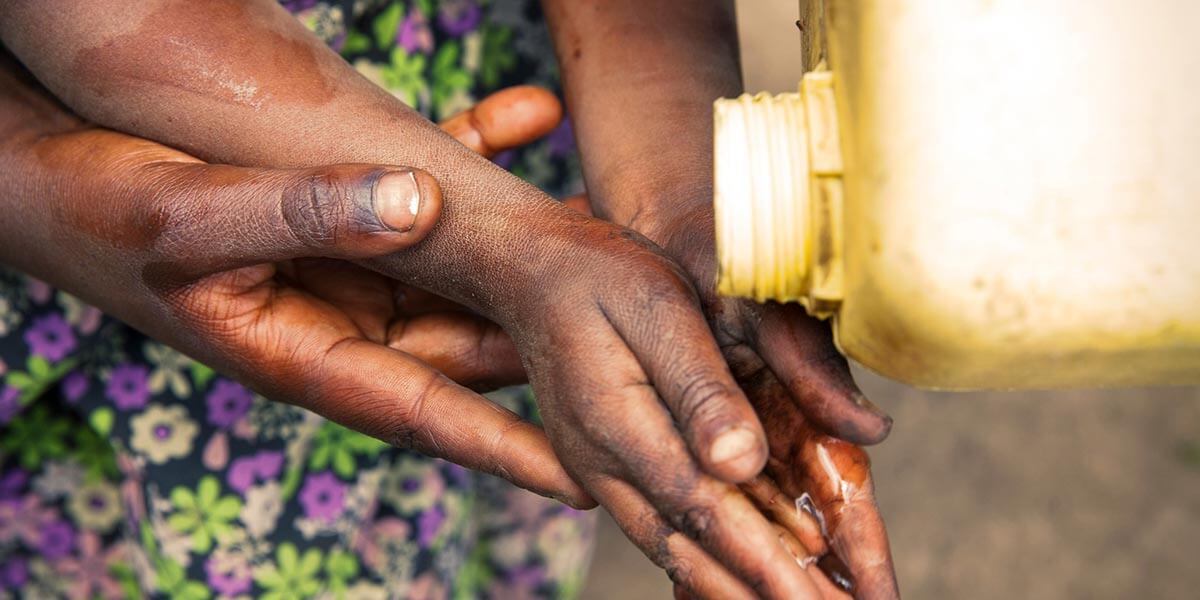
[714,0,1200,389]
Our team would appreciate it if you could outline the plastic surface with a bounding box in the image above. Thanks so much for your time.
[714,0,1200,389]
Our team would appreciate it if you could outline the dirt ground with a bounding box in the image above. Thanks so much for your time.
[581,1,1200,597]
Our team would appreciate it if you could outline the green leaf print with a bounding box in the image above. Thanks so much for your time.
[255,543,324,600]
[455,538,496,600]
[188,362,215,390]
[166,475,243,553]
[156,556,211,600]
[342,31,371,55]
[325,548,360,599]
[479,25,516,90]
[89,406,114,436]
[431,42,472,119]
[0,404,70,469]
[76,422,119,480]
[373,2,403,49]
[383,46,430,109]
[309,421,387,479]
[5,355,77,405]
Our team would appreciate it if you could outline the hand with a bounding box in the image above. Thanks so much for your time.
[614,189,901,600]
[739,369,898,599]
[666,367,898,600]
[0,61,590,506]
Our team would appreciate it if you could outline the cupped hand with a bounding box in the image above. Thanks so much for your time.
[667,366,899,600]
[741,368,899,600]
[603,194,900,599]
[0,62,589,506]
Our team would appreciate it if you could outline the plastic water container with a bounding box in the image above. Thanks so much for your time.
[713,0,1200,389]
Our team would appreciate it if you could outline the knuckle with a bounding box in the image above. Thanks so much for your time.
[670,504,716,544]
[664,559,696,588]
[280,171,353,249]
[480,413,522,479]
[675,375,735,432]
[386,371,441,450]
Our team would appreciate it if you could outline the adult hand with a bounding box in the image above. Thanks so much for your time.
[0,60,590,506]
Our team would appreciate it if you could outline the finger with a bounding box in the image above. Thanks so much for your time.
[741,474,828,557]
[592,480,760,600]
[184,268,589,508]
[283,258,526,390]
[602,270,768,482]
[755,303,893,445]
[816,462,898,600]
[809,560,856,600]
[306,339,591,508]
[287,258,396,342]
[777,426,898,599]
[594,388,823,599]
[772,523,812,564]
[562,193,593,216]
[742,368,899,599]
[143,161,443,278]
[439,85,563,159]
[387,312,526,391]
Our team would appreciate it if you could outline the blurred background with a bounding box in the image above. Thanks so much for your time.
[581,1,1200,598]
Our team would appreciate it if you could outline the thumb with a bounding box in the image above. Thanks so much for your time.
[141,161,442,275]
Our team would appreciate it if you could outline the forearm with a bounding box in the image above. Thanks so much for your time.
[541,0,743,240]
[0,0,575,324]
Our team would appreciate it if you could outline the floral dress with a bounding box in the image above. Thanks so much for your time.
[0,1,595,598]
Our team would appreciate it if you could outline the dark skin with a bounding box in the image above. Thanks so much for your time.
[0,55,591,502]
[543,1,898,597]
[0,1,838,596]
[2,1,899,596]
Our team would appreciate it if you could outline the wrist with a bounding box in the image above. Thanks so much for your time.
[591,180,721,296]
[591,165,713,243]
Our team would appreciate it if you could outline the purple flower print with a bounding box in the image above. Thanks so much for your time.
[0,386,19,425]
[205,379,253,428]
[106,364,150,410]
[445,463,471,487]
[510,565,547,588]
[280,0,317,11]
[205,555,252,597]
[0,557,28,589]
[0,468,26,500]
[38,519,75,560]
[437,0,481,36]
[62,371,89,404]
[23,313,76,362]
[399,9,434,54]
[492,149,517,170]
[227,451,284,494]
[547,118,576,158]
[417,505,445,547]
[299,471,347,523]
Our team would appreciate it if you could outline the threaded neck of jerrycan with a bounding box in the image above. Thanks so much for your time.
[713,71,845,317]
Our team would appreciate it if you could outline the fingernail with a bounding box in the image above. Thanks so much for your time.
[853,392,890,420]
[854,392,894,433]
[374,170,422,232]
[710,427,760,466]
